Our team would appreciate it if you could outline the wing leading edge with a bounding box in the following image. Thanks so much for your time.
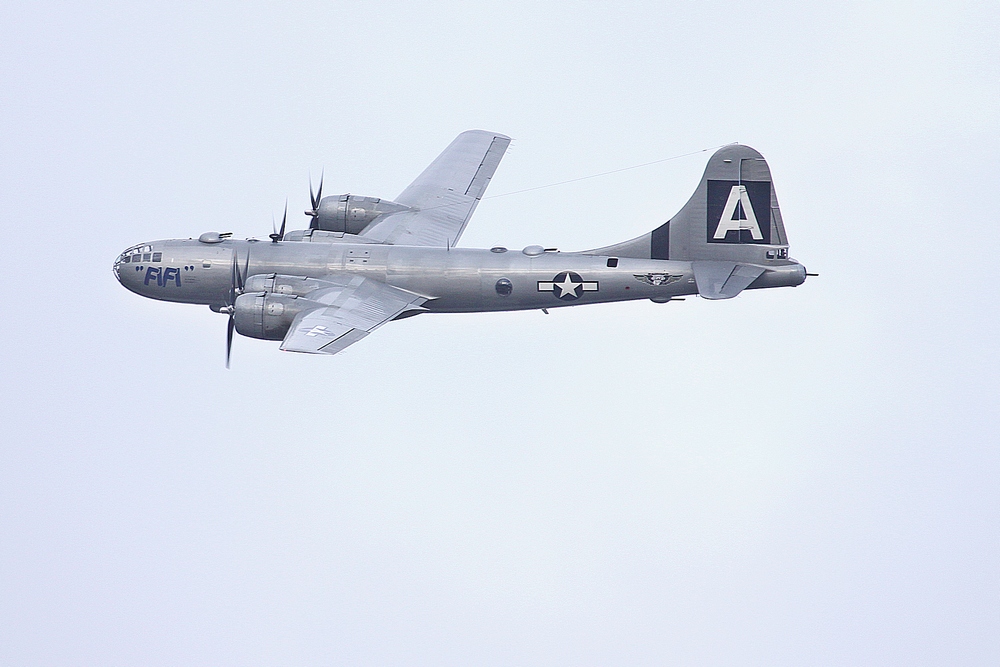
[361,130,511,247]
[280,275,429,355]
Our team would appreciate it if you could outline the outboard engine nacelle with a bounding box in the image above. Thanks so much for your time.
[233,292,309,341]
[308,194,410,234]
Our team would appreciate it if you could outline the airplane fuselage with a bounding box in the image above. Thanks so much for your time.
[114,237,805,313]
[113,137,808,359]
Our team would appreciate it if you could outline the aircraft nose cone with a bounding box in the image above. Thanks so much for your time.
[114,247,144,293]
[113,252,126,284]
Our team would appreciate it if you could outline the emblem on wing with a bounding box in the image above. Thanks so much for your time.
[633,272,682,286]
[304,325,334,338]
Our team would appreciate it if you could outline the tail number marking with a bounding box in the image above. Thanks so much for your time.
[707,180,772,244]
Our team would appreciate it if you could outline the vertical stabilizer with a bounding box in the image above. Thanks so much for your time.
[589,144,791,265]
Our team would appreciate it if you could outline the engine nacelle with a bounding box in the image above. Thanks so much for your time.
[243,273,327,298]
[233,292,309,341]
[309,194,410,234]
[243,273,356,300]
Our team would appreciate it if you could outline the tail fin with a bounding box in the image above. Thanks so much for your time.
[589,144,791,265]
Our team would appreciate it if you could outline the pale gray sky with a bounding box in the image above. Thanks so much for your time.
[1,1,998,665]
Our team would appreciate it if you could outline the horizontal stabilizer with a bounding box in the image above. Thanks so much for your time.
[693,261,765,300]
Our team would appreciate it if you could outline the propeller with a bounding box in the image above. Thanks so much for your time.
[224,249,250,369]
[270,200,288,243]
[305,170,324,218]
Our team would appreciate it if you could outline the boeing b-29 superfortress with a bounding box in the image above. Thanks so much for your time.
[114,131,809,365]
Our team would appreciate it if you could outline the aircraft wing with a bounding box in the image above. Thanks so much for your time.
[360,130,511,247]
[280,275,428,355]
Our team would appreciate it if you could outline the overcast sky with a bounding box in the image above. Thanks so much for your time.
[1,1,998,665]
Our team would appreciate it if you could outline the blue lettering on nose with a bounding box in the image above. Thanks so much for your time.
[143,266,184,287]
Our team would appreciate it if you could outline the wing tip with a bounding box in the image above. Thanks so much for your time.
[460,128,511,142]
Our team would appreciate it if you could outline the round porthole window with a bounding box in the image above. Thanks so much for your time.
[495,278,513,296]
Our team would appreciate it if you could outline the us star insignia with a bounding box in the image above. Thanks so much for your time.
[537,271,599,300]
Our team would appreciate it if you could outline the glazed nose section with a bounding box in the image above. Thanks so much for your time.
[113,248,130,285]
[113,243,155,292]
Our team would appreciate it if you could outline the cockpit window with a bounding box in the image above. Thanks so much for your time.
[122,255,131,263]
[152,252,162,262]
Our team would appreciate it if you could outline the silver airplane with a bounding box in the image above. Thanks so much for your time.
[114,131,809,365]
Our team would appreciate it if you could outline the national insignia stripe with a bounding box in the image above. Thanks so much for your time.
[537,271,599,301]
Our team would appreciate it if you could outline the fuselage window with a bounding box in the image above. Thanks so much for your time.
[607,257,619,267]
[152,252,162,262]
[495,278,513,296]
[202,261,212,268]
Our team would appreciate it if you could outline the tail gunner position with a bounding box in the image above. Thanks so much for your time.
[114,131,809,364]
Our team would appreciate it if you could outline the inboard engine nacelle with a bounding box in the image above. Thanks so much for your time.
[233,292,307,341]
[308,194,410,235]
[244,273,328,298]
[235,274,363,340]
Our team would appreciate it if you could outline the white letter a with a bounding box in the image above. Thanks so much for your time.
[713,185,763,240]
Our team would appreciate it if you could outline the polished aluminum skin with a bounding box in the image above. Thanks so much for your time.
[114,131,809,359]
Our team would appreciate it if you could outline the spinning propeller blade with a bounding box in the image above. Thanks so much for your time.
[270,201,287,242]
[226,316,235,369]
[224,248,249,369]
[307,170,324,217]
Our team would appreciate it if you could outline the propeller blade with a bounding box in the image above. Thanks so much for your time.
[225,251,240,369]
[316,169,324,207]
[309,174,318,211]
[228,253,237,305]
[241,250,249,290]
[270,201,288,243]
[226,314,235,369]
